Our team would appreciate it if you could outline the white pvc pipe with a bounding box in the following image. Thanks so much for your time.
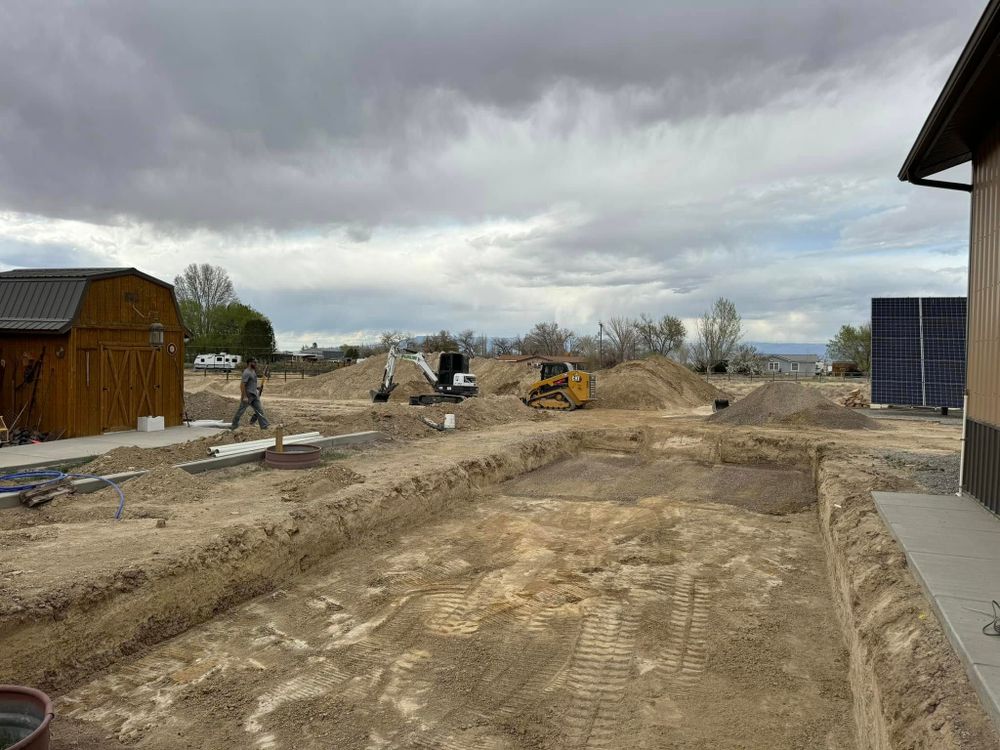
[208,432,322,456]
[210,434,321,456]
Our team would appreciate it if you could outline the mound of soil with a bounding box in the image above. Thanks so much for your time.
[279,353,547,402]
[277,463,363,502]
[320,395,547,439]
[594,356,724,410]
[184,390,239,420]
[708,382,879,430]
[277,354,437,401]
[472,359,542,396]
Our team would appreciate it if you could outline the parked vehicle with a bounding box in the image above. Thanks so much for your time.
[193,352,242,372]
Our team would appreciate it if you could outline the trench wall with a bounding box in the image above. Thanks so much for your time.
[2,428,631,692]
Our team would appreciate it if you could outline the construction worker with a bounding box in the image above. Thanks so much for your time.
[231,357,269,430]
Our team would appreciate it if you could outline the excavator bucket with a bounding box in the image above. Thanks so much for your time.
[370,387,393,403]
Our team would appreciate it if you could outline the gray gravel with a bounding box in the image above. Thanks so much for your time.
[876,450,960,495]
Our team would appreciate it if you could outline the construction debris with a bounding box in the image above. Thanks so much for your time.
[841,388,869,408]
[19,478,75,508]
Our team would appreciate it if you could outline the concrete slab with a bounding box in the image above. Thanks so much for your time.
[933,596,1000,669]
[873,489,1000,735]
[891,524,1000,560]
[873,491,975,511]
[975,665,1000,732]
[0,426,226,471]
[909,553,1000,601]
[878,504,1000,533]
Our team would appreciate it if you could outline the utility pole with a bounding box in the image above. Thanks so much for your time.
[598,321,604,367]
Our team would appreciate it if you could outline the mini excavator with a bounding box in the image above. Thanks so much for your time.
[371,346,478,406]
[523,361,596,410]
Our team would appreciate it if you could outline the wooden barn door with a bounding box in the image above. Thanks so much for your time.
[100,346,162,432]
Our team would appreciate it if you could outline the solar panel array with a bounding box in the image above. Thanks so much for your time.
[871,297,966,408]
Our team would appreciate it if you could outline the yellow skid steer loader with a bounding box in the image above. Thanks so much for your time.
[523,362,596,410]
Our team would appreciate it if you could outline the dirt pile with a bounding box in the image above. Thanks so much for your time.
[709,382,878,430]
[184,390,239,420]
[277,463,363,502]
[278,354,543,402]
[472,359,541,396]
[320,395,546,438]
[279,354,438,401]
[594,356,724,410]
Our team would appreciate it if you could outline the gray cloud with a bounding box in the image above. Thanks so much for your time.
[0,0,984,346]
[0,0,985,229]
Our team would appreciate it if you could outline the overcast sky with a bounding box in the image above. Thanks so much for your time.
[0,0,984,349]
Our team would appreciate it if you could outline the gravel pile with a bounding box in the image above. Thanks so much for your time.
[708,381,879,430]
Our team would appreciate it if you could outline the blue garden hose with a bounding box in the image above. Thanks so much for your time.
[0,470,127,519]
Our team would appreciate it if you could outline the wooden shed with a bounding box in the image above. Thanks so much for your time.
[0,268,187,438]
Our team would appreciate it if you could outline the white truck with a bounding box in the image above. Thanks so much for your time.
[193,352,242,372]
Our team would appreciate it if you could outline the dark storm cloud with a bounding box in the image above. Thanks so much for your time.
[0,0,985,228]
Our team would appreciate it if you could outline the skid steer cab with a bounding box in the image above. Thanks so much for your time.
[523,362,596,411]
[371,347,479,406]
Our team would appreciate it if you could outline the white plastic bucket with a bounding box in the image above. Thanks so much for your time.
[443,414,456,430]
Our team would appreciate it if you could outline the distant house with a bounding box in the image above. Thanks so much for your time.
[764,354,820,376]
[496,354,587,367]
[297,346,345,361]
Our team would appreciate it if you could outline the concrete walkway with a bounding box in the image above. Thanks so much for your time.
[0,425,227,472]
[873,490,1000,731]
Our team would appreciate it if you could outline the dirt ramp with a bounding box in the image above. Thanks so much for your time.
[594,355,725,410]
[709,381,878,430]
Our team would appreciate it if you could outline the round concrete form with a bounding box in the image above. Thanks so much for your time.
[0,685,53,750]
[263,444,322,470]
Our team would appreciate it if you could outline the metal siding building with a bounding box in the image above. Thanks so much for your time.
[900,0,1000,514]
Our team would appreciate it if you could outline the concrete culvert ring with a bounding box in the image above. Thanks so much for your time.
[263,444,322,469]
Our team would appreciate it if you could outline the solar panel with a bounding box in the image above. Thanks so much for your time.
[871,297,966,408]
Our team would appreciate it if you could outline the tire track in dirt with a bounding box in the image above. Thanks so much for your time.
[657,573,710,685]
[561,599,640,749]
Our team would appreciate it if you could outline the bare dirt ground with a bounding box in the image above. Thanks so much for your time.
[55,452,855,749]
[3,375,999,749]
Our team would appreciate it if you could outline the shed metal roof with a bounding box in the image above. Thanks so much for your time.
[899,0,1000,182]
[0,267,176,335]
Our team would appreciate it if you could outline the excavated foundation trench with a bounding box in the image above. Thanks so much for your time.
[9,427,996,749]
[49,434,869,749]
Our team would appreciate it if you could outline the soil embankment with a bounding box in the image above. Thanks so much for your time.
[709,381,878,430]
[593,355,724,410]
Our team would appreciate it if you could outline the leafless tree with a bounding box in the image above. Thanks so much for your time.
[491,336,515,356]
[522,322,574,356]
[635,313,686,356]
[378,329,411,351]
[690,297,742,372]
[573,334,601,369]
[604,316,639,365]
[422,330,458,353]
[455,329,478,356]
[174,263,236,337]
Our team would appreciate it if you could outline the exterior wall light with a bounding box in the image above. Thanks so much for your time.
[149,322,165,348]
